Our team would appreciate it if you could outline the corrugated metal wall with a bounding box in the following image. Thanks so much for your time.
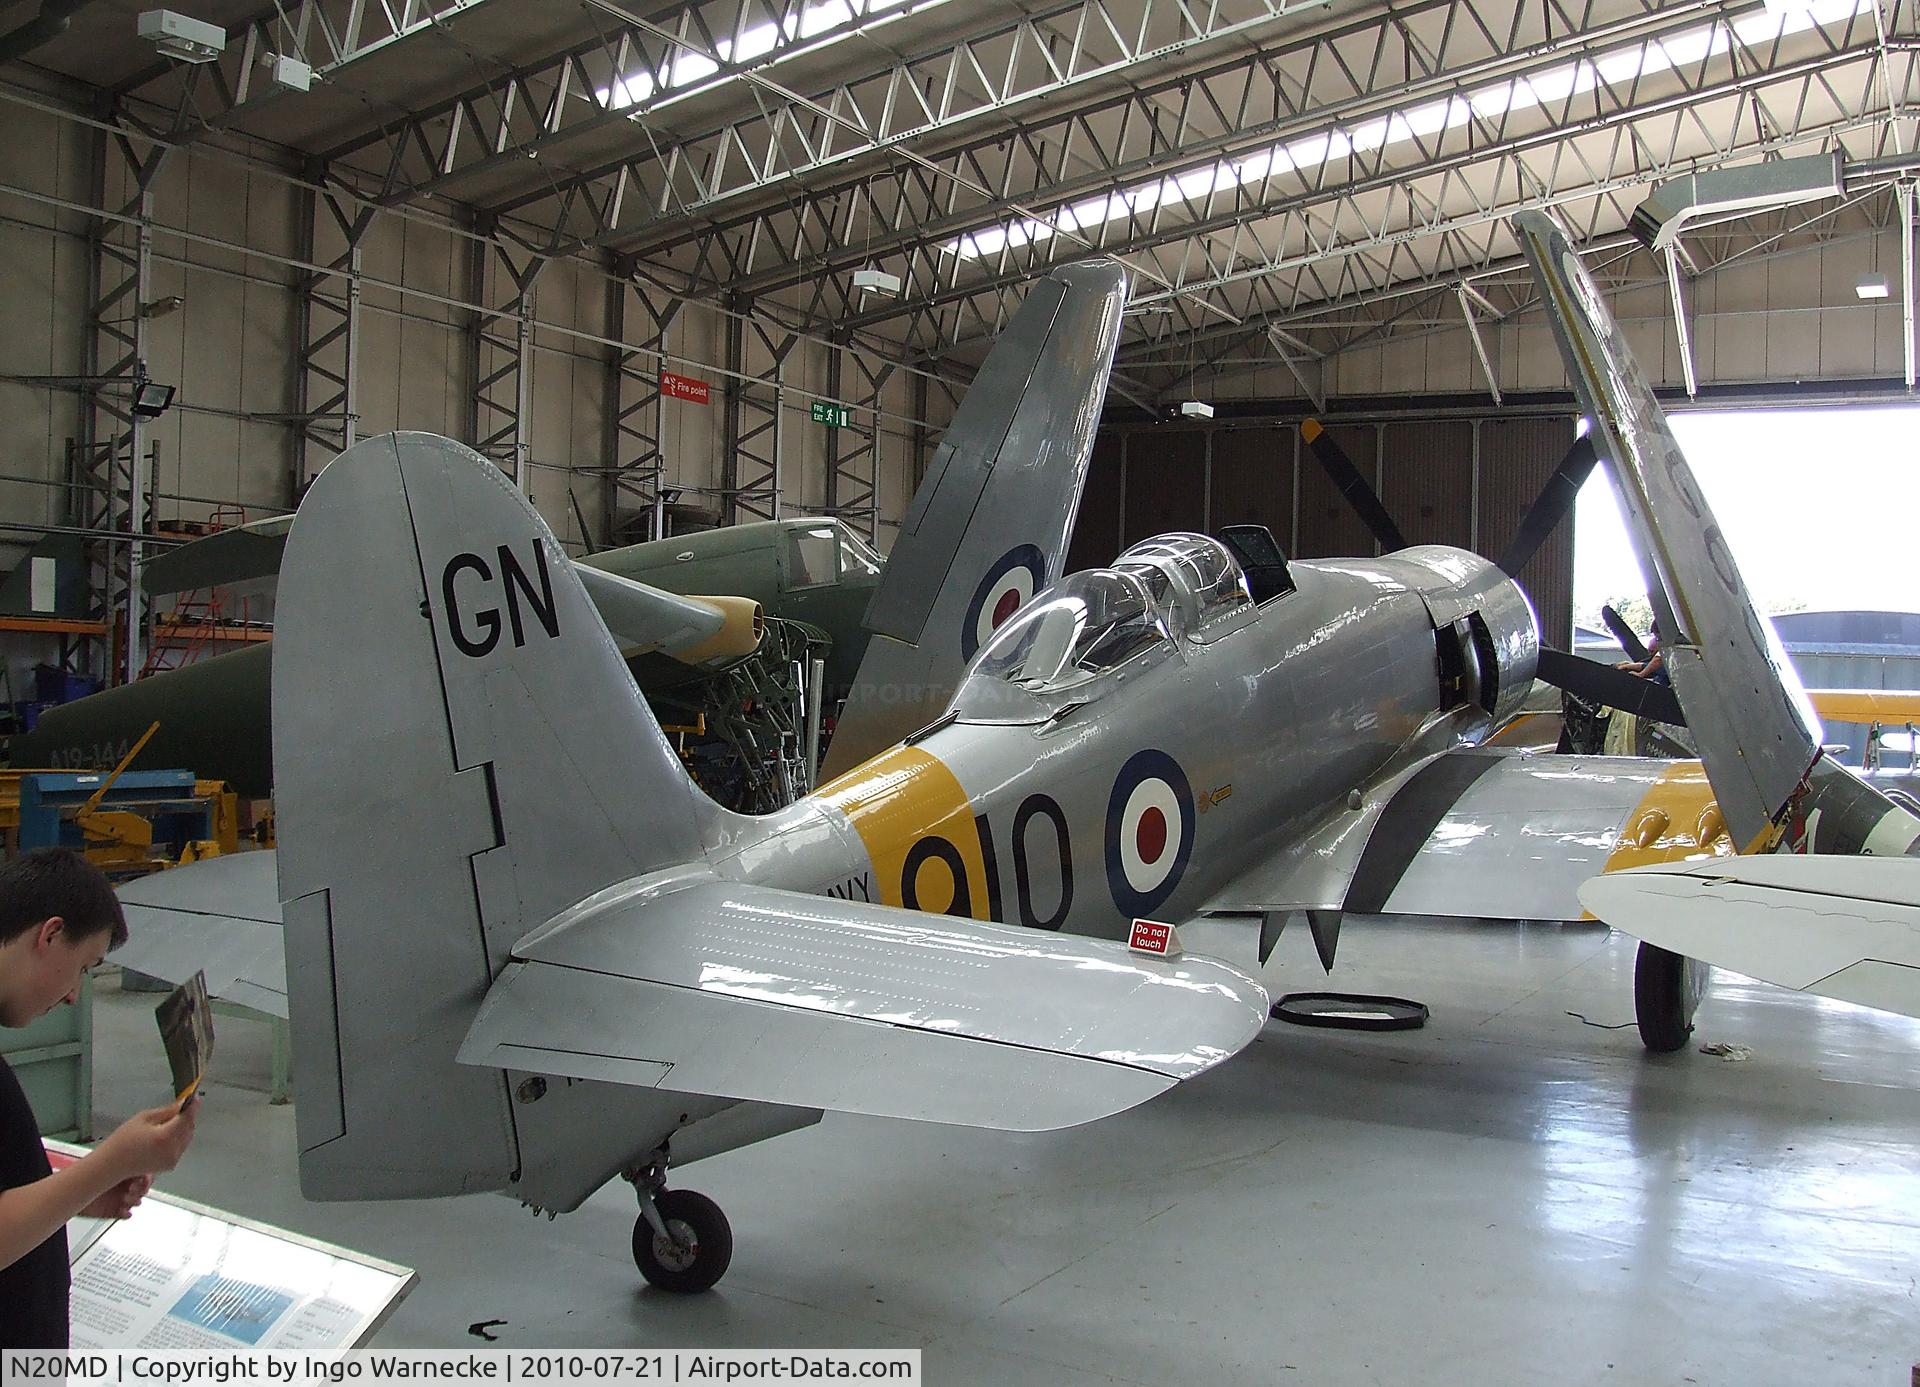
[1077,412,1577,647]
[1210,425,1295,543]
[1478,418,1576,650]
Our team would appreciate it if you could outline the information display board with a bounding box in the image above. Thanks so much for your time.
[46,1142,416,1351]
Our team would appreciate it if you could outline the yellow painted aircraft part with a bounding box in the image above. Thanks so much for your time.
[814,746,991,918]
[1804,688,1920,726]
[1586,761,1734,919]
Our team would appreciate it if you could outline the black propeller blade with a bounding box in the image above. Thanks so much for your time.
[1296,418,1677,726]
[1300,419,1407,553]
[1536,646,1685,726]
[1600,604,1650,664]
[1495,435,1599,577]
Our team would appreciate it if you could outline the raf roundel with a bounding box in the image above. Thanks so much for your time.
[962,544,1046,660]
[1105,749,1196,918]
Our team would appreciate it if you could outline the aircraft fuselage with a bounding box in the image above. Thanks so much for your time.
[704,544,1538,941]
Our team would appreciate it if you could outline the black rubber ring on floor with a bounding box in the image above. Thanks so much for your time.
[1270,991,1430,1031]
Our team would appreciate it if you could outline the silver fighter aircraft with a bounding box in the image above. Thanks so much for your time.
[118,216,1912,1292]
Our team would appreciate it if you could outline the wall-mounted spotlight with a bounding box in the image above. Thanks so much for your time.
[1856,274,1891,300]
[141,295,185,319]
[131,380,176,419]
[137,10,225,63]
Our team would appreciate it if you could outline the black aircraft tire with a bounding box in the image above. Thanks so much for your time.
[1635,942,1709,1053]
[633,1191,734,1293]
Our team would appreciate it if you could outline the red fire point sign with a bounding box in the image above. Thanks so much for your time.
[1128,918,1178,957]
[660,370,710,404]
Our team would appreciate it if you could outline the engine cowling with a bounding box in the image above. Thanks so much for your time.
[1393,545,1540,729]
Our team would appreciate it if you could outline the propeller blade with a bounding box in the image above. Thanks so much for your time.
[1495,435,1599,577]
[1537,646,1686,726]
[1300,419,1407,552]
[1600,604,1650,664]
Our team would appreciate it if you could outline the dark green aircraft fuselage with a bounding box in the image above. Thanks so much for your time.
[8,517,884,795]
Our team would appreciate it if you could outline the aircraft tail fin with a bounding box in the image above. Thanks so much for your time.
[820,259,1128,778]
[1515,211,1822,850]
[274,432,727,1200]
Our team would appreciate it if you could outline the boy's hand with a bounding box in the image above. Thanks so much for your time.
[98,1101,198,1183]
[79,1175,153,1220]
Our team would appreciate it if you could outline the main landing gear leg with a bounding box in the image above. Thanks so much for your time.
[625,1152,734,1294]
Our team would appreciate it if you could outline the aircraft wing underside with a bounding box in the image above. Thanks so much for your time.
[113,850,287,1015]
[1579,855,1920,1019]
[1204,749,1732,923]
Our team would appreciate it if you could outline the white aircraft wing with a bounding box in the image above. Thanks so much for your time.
[1205,748,1731,923]
[112,851,287,1016]
[459,870,1268,1133]
[1579,854,1920,1020]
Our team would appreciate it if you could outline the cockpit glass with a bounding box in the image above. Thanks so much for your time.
[956,532,1253,720]
[1112,533,1252,632]
[786,525,839,589]
[837,531,881,579]
[973,570,1166,692]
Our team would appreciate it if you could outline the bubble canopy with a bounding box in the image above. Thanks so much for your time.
[952,533,1253,723]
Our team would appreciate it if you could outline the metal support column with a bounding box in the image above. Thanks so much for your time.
[1900,179,1916,391]
[720,306,798,525]
[605,269,682,545]
[468,227,546,491]
[909,371,931,495]
[294,181,374,493]
[1457,286,1502,407]
[824,335,895,543]
[1664,246,1699,399]
[82,123,170,685]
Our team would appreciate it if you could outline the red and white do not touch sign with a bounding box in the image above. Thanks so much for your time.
[1128,918,1181,958]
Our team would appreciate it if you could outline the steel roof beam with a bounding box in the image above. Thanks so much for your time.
[861,21,1905,350]
[110,0,510,141]
[482,0,1341,256]
[313,0,957,207]
[705,0,1738,303]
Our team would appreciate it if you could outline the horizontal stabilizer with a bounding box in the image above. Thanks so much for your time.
[458,872,1269,1132]
[1579,855,1920,1020]
[113,851,286,1016]
[143,515,293,596]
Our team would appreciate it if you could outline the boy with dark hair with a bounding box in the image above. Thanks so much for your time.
[0,848,197,1350]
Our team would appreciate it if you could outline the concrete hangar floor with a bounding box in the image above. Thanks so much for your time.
[91,916,1916,1384]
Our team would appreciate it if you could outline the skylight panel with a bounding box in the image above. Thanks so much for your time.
[939,0,1877,262]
